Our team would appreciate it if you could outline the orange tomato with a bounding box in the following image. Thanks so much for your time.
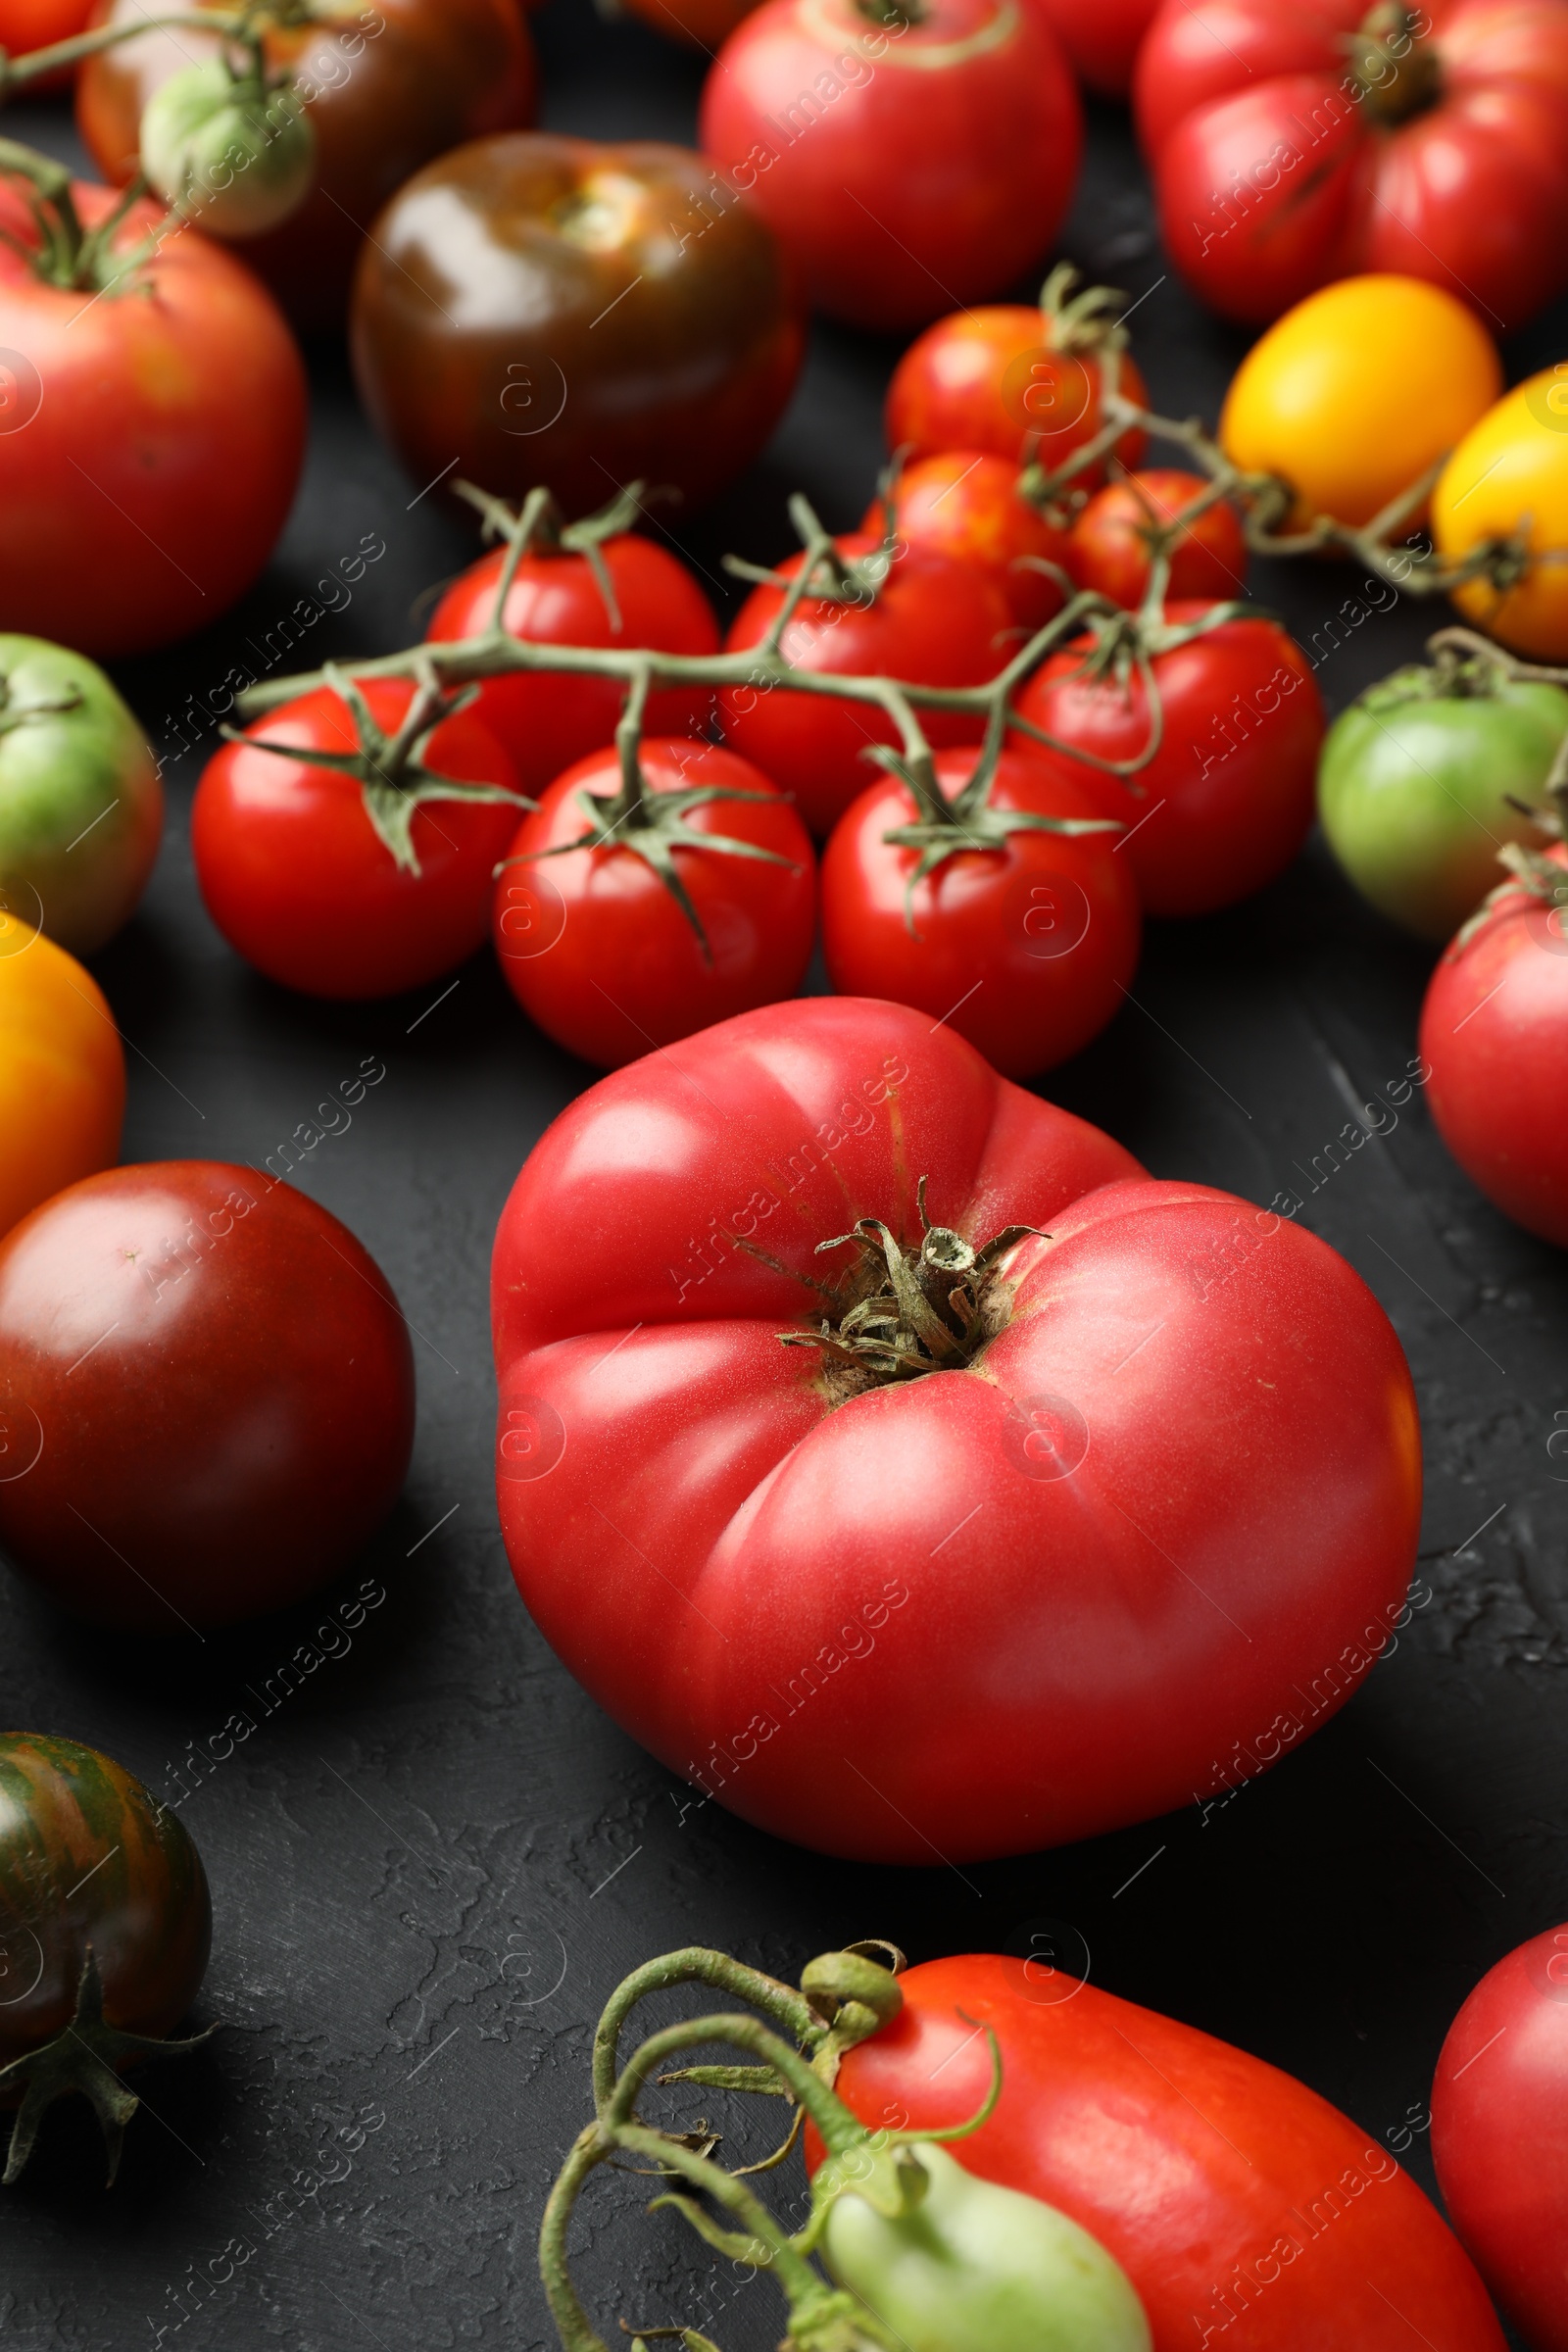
[0,907,124,1240]
[1434,366,1568,660]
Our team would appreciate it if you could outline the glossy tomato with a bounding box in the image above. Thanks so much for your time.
[194,679,526,1002]
[816,1955,1505,2350]
[0,176,305,660]
[0,1162,416,1630]
[493,739,814,1069]
[1011,605,1324,917]
[352,133,804,520]
[77,0,537,328]
[0,910,123,1242]
[491,997,1421,1862]
[1219,275,1501,532]
[1034,0,1161,94]
[1419,841,1568,1245]
[719,536,1008,837]
[0,637,162,956]
[862,455,1069,634]
[819,747,1139,1077]
[699,0,1081,328]
[1434,368,1568,661]
[1136,0,1568,329]
[0,0,92,83]
[887,286,1149,481]
[0,1733,211,2182]
[426,527,718,793]
[1317,655,1568,940]
[1067,469,1248,608]
[1431,1923,1568,2349]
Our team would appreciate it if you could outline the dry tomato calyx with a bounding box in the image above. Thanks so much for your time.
[1038,261,1132,360]
[780,1176,1046,1394]
[455,476,656,636]
[0,1945,218,2188]
[226,662,533,876]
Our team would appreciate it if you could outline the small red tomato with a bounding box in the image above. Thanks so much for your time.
[193,679,525,1001]
[820,745,1139,1077]
[1418,842,1568,1247]
[1432,1922,1568,2349]
[720,536,1008,837]
[426,527,718,793]
[1067,468,1248,609]
[0,0,92,84]
[1011,604,1323,917]
[863,454,1069,634]
[699,0,1081,328]
[0,1163,416,1631]
[887,281,1150,479]
[493,738,814,1070]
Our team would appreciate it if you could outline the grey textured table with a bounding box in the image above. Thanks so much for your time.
[1,6,1563,2344]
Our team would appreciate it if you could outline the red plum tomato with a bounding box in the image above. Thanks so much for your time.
[863,455,1070,634]
[699,0,1082,328]
[1011,606,1324,916]
[0,1163,416,1631]
[1067,469,1249,609]
[1135,0,1568,330]
[426,532,718,794]
[492,739,814,1070]
[816,1954,1506,2350]
[719,536,1008,838]
[1431,1922,1568,2349]
[1418,843,1568,1246]
[820,747,1140,1077]
[0,180,305,660]
[490,996,1421,1862]
[886,306,1149,478]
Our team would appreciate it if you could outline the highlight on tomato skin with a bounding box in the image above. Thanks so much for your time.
[490,996,1423,1865]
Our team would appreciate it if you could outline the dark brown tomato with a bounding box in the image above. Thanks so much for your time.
[76,0,538,330]
[0,1164,416,1631]
[350,133,806,519]
[0,1733,209,2076]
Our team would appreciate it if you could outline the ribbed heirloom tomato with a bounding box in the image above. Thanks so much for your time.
[720,536,1008,837]
[1137,0,1568,330]
[815,1955,1506,2350]
[491,998,1422,1863]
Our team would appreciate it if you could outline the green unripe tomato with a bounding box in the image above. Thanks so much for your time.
[820,2141,1151,2352]
[0,637,163,955]
[1317,663,1568,941]
[140,61,316,240]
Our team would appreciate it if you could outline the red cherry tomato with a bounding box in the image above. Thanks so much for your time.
[699,0,1081,328]
[719,536,1008,838]
[862,455,1069,634]
[0,179,305,660]
[1418,843,1568,1246]
[490,996,1422,1862]
[0,0,92,84]
[426,531,718,794]
[1033,0,1162,94]
[819,747,1140,1077]
[887,301,1150,478]
[0,1163,415,1631]
[193,680,525,1001]
[815,1954,1506,2350]
[1135,0,1568,330]
[492,739,815,1070]
[1011,604,1324,917]
[1432,1922,1568,2349]
[1067,469,1249,609]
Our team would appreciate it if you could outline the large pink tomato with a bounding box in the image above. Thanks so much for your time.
[699,0,1082,328]
[490,998,1422,1863]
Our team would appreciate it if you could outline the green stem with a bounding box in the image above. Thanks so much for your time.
[591,1950,821,2119]
[606,2015,866,2159]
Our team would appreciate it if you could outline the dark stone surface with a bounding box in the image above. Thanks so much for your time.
[1,5,1562,2344]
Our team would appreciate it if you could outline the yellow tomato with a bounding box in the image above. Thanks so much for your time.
[1434,367,1568,661]
[1219,275,1502,532]
[0,906,125,1239]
